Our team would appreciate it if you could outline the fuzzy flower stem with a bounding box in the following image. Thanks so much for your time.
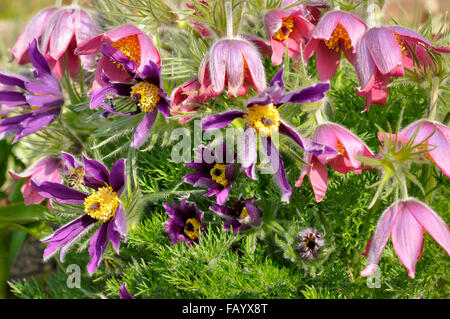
[398,173,409,200]
[429,77,440,121]
[225,1,233,38]
[315,108,326,125]
[366,0,377,28]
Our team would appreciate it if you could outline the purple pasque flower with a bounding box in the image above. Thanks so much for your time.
[184,141,238,205]
[89,45,170,149]
[210,196,262,235]
[30,153,127,275]
[202,67,337,203]
[0,39,64,143]
[163,200,205,245]
[303,10,367,81]
[361,198,450,279]
[355,26,450,112]
[198,37,266,98]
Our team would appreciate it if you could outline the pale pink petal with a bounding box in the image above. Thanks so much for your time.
[209,41,228,94]
[365,28,403,75]
[137,33,161,70]
[49,10,75,60]
[240,40,266,93]
[309,156,328,202]
[104,24,141,42]
[391,205,424,278]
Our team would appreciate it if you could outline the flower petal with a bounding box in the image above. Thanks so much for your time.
[109,158,126,195]
[202,110,245,130]
[87,222,109,275]
[131,110,158,149]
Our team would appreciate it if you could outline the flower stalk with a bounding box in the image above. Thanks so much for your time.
[429,77,440,121]
[226,1,233,38]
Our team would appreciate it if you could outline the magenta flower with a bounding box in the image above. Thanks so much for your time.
[170,77,217,123]
[198,38,266,98]
[380,120,450,179]
[0,40,64,143]
[296,123,374,202]
[303,11,367,81]
[264,4,314,65]
[10,7,57,65]
[12,6,99,78]
[186,1,212,37]
[119,283,134,299]
[9,157,62,205]
[89,47,170,149]
[163,200,205,246]
[31,153,127,275]
[361,199,450,278]
[76,24,161,92]
[355,26,450,112]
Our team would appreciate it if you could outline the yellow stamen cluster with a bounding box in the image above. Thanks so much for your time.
[325,24,352,52]
[112,35,141,66]
[210,164,228,187]
[184,218,202,240]
[336,139,346,155]
[273,17,295,42]
[244,103,281,137]
[414,140,434,162]
[239,207,249,219]
[84,186,119,222]
[130,82,160,112]
[304,233,317,250]
[393,32,408,56]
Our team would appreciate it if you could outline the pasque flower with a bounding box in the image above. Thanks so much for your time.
[264,3,315,65]
[355,26,450,112]
[0,40,64,143]
[184,141,238,205]
[296,122,374,202]
[119,283,134,299]
[31,153,127,275]
[198,38,266,98]
[210,196,263,234]
[395,120,450,179]
[163,200,205,245]
[89,45,170,149]
[202,67,337,202]
[9,157,62,205]
[295,228,325,261]
[76,24,161,92]
[361,199,450,278]
[12,5,99,78]
[170,77,217,123]
[303,10,367,81]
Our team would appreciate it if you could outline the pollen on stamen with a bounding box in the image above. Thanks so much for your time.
[184,218,202,240]
[130,82,160,112]
[393,32,408,56]
[336,139,346,155]
[84,186,119,222]
[112,35,141,66]
[273,17,295,42]
[210,164,228,187]
[325,24,352,52]
[244,103,280,137]
[239,207,248,219]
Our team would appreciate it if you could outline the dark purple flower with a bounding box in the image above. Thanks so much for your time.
[88,45,170,149]
[202,67,337,203]
[31,153,127,275]
[119,283,134,299]
[0,39,63,143]
[210,196,262,235]
[163,200,205,245]
[184,141,238,205]
[294,228,325,261]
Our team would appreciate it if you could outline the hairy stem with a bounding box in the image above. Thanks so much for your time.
[428,77,440,121]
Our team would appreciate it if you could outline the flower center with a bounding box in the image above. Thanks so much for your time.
[130,82,160,112]
[336,139,347,155]
[210,164,228,187]
[304,233,317,251]
[393,32,408,56]
[239,207,248,219]
[112,35,141,66]
[324,24,352,52]
[184,218,202,240]
[244,103,281,137]
[84,186,119,222]
[273,17,295,42]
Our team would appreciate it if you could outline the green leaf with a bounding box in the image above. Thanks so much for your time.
[0,204,47,224]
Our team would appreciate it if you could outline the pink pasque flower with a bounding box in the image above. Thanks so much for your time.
[264,4,314,65]
[379,120,450,179]
[303,10,367,81]
[186,1,212,37]
[11,7,57,65]
[9,157,62,205]
[12,6,99,78]
[170,77,217,123]
[76,24,161,92]
[355,26,450,112]
[198,38,266,98]
[296,123,373,202]
[361,198,450,279]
